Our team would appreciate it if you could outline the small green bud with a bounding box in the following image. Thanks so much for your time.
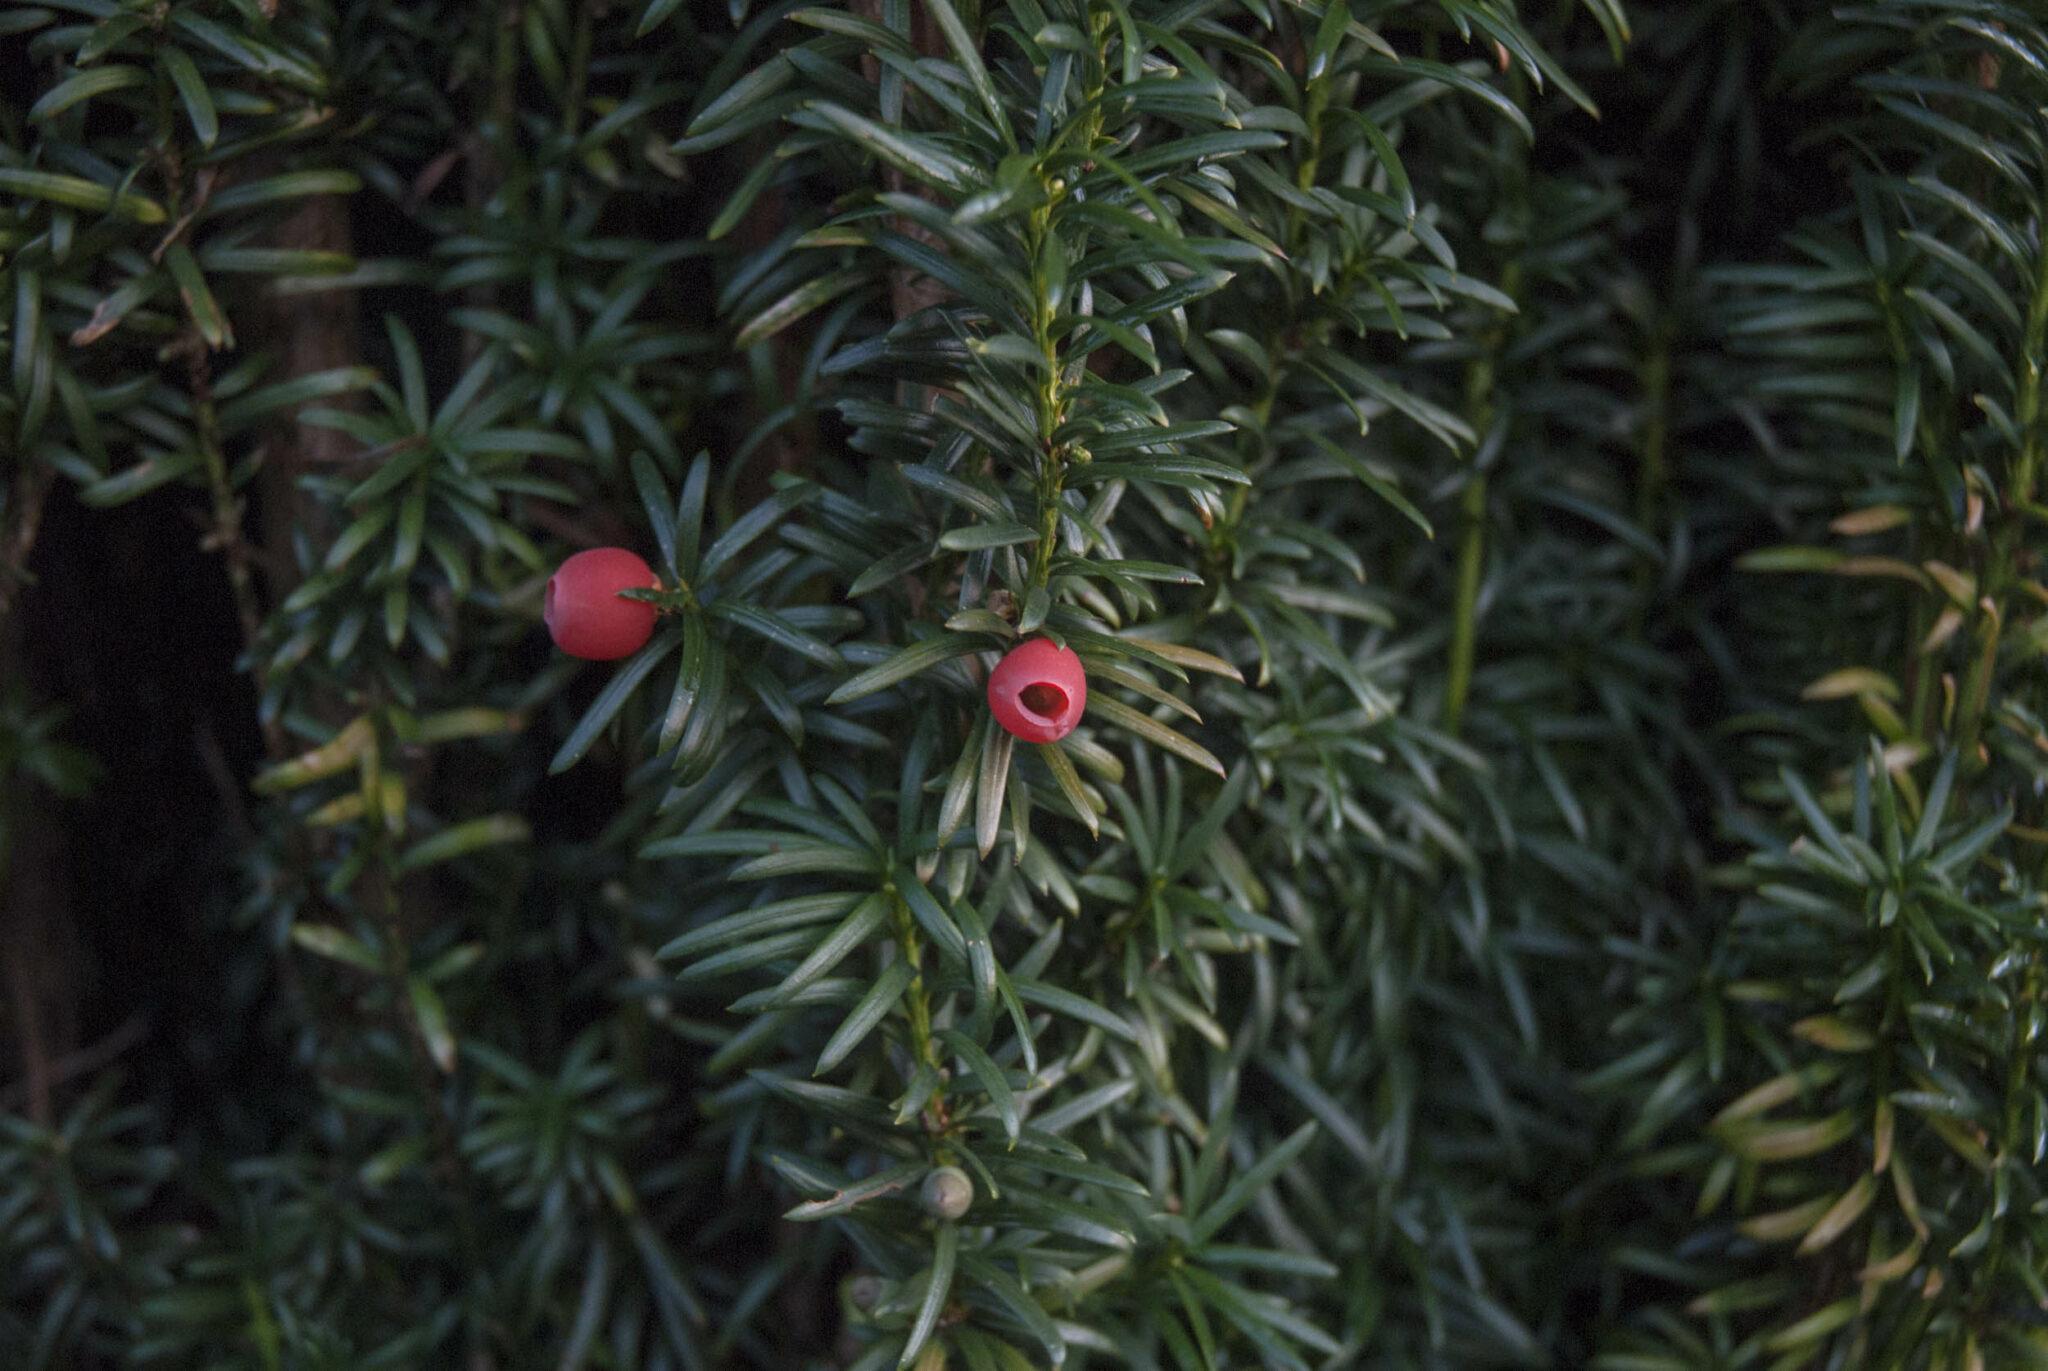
[842,1273,885,1316]
[920,1165,974,1221]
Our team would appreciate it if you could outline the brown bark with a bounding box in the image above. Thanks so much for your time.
[255,195,360,604]
[855,0,952,324]
[235,196,363,1046]
[454,0,522,368]
[738,179,818,480]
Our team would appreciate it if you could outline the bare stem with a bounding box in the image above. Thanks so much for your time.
[1444,258,1524,734]
[0,464,53,621]
[1953,211,2048,767]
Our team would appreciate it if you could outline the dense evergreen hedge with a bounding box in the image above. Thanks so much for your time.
[3,1,2045,1366]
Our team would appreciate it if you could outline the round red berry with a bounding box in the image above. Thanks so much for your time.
[544,548,660,660]
[987,637,1086,743]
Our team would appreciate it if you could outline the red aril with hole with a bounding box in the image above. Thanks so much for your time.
[544,548,660,660]
[987,637,1086,743]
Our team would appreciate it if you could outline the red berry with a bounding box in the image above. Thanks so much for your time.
[545,548,660,660]
[987,637,1086,743]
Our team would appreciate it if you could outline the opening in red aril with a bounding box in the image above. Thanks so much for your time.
[1020,683,1067,718]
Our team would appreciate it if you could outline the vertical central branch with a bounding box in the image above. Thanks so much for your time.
[888,887,940,1074]
[1028,199,1066,594]
[185,346,290,759]
[1023,30,1106,595]
[1953,231,2048,767]
[1444,259,1523,734]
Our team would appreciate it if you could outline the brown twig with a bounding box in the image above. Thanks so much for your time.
[0,1014,148,1114]
[194,720,258,845]
[1,953,53,1126]
[0,779,76,1127]
[0,463,54,621]
[526,497,636,550]
[177,337,295,763]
